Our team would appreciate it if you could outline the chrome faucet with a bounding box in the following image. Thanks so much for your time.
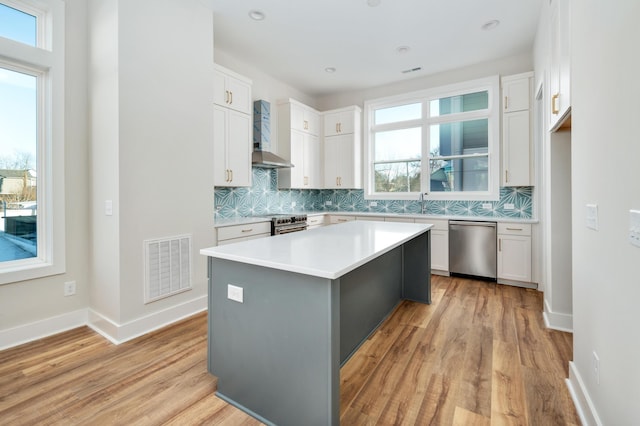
[419,192,428,214]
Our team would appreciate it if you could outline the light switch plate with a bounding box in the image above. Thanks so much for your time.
[369,201,378,207]
[630,210,640,248]
[325,201,332,206]
[586,204,598,230]
[227,284,243,303]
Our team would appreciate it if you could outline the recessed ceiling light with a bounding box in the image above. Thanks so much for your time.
[325,67,336,73]
[367,0,381,7]
[481,20,500,31]
[248,10,266,21]
[396,46,411,54]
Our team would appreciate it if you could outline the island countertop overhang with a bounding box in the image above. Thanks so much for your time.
[200,221,433,280]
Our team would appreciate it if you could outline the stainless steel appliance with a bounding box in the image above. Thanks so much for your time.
[449,220,497,280]
[267,214,308,235]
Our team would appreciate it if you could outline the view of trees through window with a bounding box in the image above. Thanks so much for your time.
[0,3,39,263]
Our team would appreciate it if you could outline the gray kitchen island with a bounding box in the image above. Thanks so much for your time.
[200,220,432,426]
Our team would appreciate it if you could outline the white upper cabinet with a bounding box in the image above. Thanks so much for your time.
[213,64,252,187]
[278,99,322,189]
[323,110,356,137]
[290,101,320,136]
[322,106,362,189]
[214,64,252,115]
[549,0,571,131]
[501,72,533,187]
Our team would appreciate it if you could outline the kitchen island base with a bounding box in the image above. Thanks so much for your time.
[204,223,431,426]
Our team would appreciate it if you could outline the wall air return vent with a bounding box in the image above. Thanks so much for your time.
[144,235,192,303]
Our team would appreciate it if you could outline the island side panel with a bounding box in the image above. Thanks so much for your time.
[339,246,403,363]
[402,230,432,304]
[207,257,340,426]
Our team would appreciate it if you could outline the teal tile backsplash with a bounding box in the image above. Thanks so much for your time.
[215,168,533,219]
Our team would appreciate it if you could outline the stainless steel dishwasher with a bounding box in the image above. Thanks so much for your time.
[449,220,497,280]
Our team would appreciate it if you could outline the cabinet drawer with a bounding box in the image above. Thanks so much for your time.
[307,215,326,227]
[330,215,355,224]
[415,218,448,231]
[217,222,271,241]
[385,217,414,223]
[498,223,531,236]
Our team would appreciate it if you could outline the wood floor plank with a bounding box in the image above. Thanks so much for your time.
[0,277,580,426]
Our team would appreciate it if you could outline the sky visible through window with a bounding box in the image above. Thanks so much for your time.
[0,3,37,169]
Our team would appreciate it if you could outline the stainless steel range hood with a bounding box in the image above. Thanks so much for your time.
[252,149,294,169]
[252,99,293,169]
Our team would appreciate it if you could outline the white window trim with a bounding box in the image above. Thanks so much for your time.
[363,76,500,201]
[0,0,65,285]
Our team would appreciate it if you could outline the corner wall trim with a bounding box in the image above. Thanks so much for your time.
[0,309,88,351]
[567,361,603,426]
[543,298,573,332]
[88,295,207,345]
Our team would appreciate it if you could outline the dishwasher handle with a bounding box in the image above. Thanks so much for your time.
[449,220,497,228]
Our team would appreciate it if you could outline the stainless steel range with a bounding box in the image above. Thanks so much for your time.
[267,214,308,235]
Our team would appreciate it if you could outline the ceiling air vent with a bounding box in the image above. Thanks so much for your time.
[401,67,422,74]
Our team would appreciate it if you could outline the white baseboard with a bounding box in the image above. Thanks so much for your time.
[88,295,207,345]
[543,298,573,332]
[0,309,88,351]
[0,295,208,351]
[567,361,602,426]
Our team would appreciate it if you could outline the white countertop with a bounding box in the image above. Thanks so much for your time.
[201,221,432,279]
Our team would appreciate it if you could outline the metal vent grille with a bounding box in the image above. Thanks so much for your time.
[144,235,192,303]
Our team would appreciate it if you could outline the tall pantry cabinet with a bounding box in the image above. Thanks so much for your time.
[213,64,252,187]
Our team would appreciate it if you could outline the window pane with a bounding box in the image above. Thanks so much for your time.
[430,156,488,192]
[374,127,421,161]
[0,67,37,262]
[430,119,488,157]
[375,161,421,193]
[429,91,488,117]
[0,4,37,46]
[374,102,421,125]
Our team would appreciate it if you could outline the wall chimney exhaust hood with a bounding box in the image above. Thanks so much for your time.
[252,100,293,169]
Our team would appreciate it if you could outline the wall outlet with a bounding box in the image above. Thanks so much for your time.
[503,203,515,210]
[592,351,600,384]
[482,203,492,210]
[325,201,332,206]
[291,201,296,208]
[105,200,113,216]
[369,201,378,207]
[227,284,243,303]
[586,204,599,230]
[64,281,76,296]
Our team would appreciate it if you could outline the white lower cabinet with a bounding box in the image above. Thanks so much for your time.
[215,222,271,246]
[497,223,532,283]
[329,215,355,224]
[416,218,449,275]
[307,215,326,229]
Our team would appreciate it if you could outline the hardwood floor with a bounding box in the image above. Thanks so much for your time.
[0,275,580,425]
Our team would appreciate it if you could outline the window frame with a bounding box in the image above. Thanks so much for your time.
[0,0,65,285]
[363,76,500,201]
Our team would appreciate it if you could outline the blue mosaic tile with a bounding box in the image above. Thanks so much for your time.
[214,168,533,219]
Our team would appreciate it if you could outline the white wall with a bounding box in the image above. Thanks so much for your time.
[88,0,215,339]
[0,0,90,347]
[570,0,640,424]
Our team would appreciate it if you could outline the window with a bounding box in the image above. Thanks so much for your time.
[0,0,65,284]
[364,76,500,201]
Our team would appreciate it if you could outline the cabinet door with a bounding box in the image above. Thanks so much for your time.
[213,105,229,186]
[226,110,252,186]
[335,134,355,188]
[290,103,306,133]
[323,136,340,188]
[503,110,531,186]
[225,77,251,115]
[290,130,306,188]
[305,109,320,136]
[430,229,449,272]
[497,234,532,282]
[213,106,251,187]
[305,134,321,187]
[213,70,227,108]
[324,111,354,137]
[549,0,571,130]
[503,77,530,113]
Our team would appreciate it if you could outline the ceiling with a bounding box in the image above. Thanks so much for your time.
[211,0,542,97]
